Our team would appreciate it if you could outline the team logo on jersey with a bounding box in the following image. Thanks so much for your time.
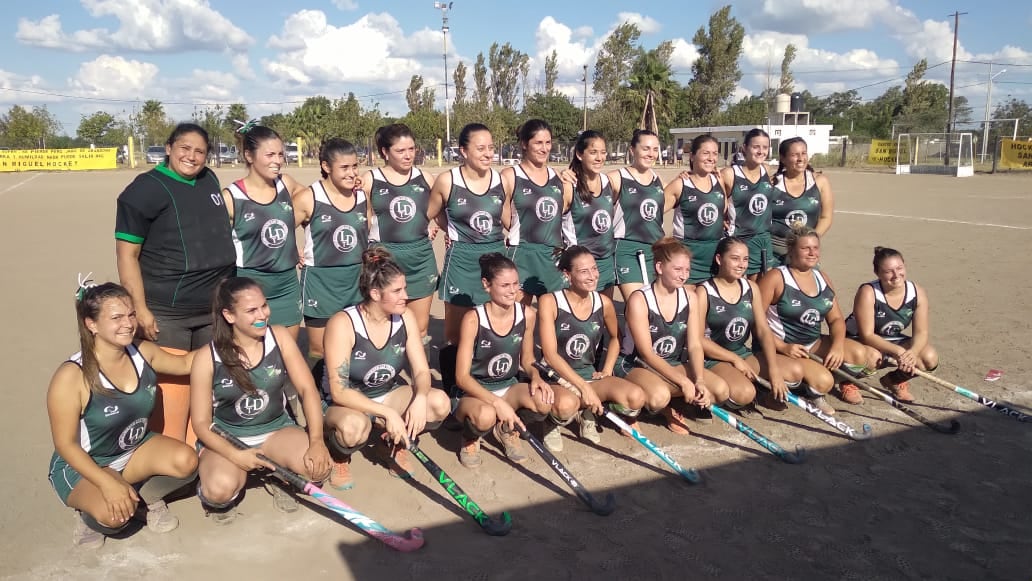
[220,378,234,388]
[785,210,808,227]
[791,299,802,307]
[800,308,821,327]
[522,187,532,195]
[876,310,886,318]
[559,323,571,331]
[698,203,719,227]
[306,298,318,307]
[688,195,697,202]
[456,197,468,206]
[487,354,513,378]
[535,197,559,222]
[320,214,332,223]
[749,193,767,215]
[591,210,612,234]
[354,351,367,360]
[364,364,397,388]
[235,389,270,419]
[880,321,905,337]
[653,336,677,358]
[627,187,638,195]
[469,211,494,235]
[715,305,726,313]
[739,185,749,191]
[640,199,659,222]
[378,188,390,195]
[261,219,290,248]
[117,418,149,450]
[243,212,256,222]
[390,196,417,223]
[565,333,591,359]
[725,317,749,342]
[332,225,359,253]
[479,340,492,349]
[103,405,120,417]
[649,325,659,333]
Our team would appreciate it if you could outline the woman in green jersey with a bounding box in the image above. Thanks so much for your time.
[502,119,571,305]
[320,248,450,489]
[294,139,369,361]
[758,225,879,411]
[847,246,938,403]
[562,130,617,296]
[697,237,800,413]
[47,283,198,548]
[720,128,776,278]
[615,238,726,434]
[770,138,835,263]
[452,253,554,468]
[190,277,333,524]
[363,124,440,341]
[537,246,646,450]
[666,134,728,285]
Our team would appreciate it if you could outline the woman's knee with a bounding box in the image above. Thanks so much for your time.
[332,413,372,448]
[551,388,580,419]
[920,345,939,370]
[643,386,672,412]
[467,403,497,430]
[168,447,199,477]
[199,472,244,505]
[727,377,756,405]
[426,389,452,421]
[806,367,834,393]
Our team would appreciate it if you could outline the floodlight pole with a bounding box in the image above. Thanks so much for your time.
[435,2,452,148]
[981,64,1006,163]
[582,65,588,131]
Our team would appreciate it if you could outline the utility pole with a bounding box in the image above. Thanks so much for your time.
[434,2,453,147]
[582,65,588,131]
[945,10,966,166]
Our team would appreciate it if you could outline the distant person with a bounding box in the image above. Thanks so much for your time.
[732,144,746,165]
[721,129,776,279]
[115,123,234,444]
[47,282,198,549]
[770,137,835,263]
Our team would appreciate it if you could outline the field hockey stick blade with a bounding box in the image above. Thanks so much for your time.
[884,356,1031,423]
[709,405,806,463]
[407,440,513,536]
[753,377,873,440]
[211,424,425,551]
[531,361,703,484]
[516,426,616,516]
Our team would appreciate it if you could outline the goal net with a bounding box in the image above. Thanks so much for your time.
[895,133,974,177]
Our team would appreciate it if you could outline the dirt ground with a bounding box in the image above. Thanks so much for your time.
[1,164,1030,580]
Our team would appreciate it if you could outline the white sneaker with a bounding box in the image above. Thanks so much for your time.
[542,422,564,452]
[579,410,601,443]
[145,501,179,533]
[72,512,105,549]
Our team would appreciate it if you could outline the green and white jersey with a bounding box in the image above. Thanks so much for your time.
[766,266,835,347]
[553,290,605,380]
[771,170,821,239]
[301,181,368,268]
[672,173,725,242]
[845,280,917,343]
[210,331,292,438]
[508,166,564,247]
[470,304,525,388]
[620,285,690,366]
[612,168,664,244]
[229,177,298,272]
[561,174,614,259]
[701,278,754,358]
[445,167,505,244]
[61,345,158,466]
[368,168,431,243]
[340,305,408,400]
[728,164,774,237]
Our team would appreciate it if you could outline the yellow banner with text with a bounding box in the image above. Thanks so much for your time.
[0,148,117,172]
[999,139,1032,169]
[867,140,898,165]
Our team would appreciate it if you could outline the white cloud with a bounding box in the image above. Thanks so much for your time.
[572,26,594,39]
[16,0,252,53]
[332,0,358,10]
[0,70,57,105]
[68,55,159,98]
[738,0,896,34]
[615,12,661,35]
[229,53,255,81]
[669,38,699,70]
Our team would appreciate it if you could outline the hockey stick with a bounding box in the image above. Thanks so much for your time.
[515,424,616,515]
[532,361,702,484]
[406,439,513,536]
[884,356,1030,424]
[210,424,425,551]
[753,377,873,440]
[809,353,960,434]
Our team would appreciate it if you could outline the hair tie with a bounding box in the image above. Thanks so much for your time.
[75,272,97,301]
[233,118,259,135]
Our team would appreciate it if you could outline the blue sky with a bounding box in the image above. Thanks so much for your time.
[2,0,1030,136]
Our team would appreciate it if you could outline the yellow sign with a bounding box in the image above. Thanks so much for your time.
[867,139,898,165]
[0,148,117,172]
[1000,138,1032,169]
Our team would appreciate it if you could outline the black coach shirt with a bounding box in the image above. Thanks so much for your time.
[115,163,234,310]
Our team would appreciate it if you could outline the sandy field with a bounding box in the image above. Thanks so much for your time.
[1,164,1030,580]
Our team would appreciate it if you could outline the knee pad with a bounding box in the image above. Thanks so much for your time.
[79,511,129,536]
[607,402,641,417]
[723,397,745,410]
[462,417,490,441]
[517,409,548,425]
[326,431,367,458]
[196,482,239,510]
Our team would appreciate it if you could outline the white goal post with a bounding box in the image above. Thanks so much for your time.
[895,133,974,177]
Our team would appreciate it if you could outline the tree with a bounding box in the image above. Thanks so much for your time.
[406,75,436,114]
[895,59,948,133]
[138,100,173,146]
[991,98,1032,141]
[952,95,973,125]
[621,42,680,136]
[544,50,559,95]
[488,42,530,111]
[779,43,797,95]
[77,111,117,146]
[292,96,334,153]
[224,103,248,136]
[684,6,745,125]
[719,96,767,126]
[473,53,490,106]
[453,61,468,106]
[593,22,643,103]
[0,105,60,148]
[259,113,297,144]
[523,93,582,142]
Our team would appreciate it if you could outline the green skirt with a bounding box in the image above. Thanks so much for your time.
[508,241,566,297]
[300,264,362,320]
[742,232,774,275]
[614,239,654,285]
[682,238,721,284]
[238,267,301,326]
[439,240,506,307]
[380,238,439,300]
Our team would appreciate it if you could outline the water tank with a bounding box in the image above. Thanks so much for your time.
[790,92,804,112]
[775,93,791,114]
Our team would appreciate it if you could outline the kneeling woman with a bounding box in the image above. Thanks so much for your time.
[453,253,555,468]
[537,246,646,451]
[616,238,727,434]
[697,237,801,412]
[758,225,880,411]
[190,277,333,523]
[48,283,198,549]
[321,248,451,489]
[846,246,938,403]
